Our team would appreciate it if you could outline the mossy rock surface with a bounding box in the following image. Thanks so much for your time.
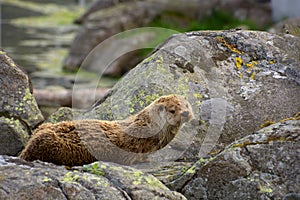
[180,119,300,199]
[0,156,186,199]
[0,50,44,155]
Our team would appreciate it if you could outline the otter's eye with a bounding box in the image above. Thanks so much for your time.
[169,110,176,114]
[158,105,164,111]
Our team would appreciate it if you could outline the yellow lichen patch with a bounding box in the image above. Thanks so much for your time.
[261,113,299,128]
[209,149,222,156]
[260,121,276,128]
[193,93,202,99]
[193,93,203,106]
[231,141,263,148]
[266,136,288,143]
[62,172,80,184]
[294,112,300,117]
[246,61,257,73]
[218,37,243,54]
[259,185,273,193]
[42,177,52,182]
[4,54,17,68]
[235,57,243,70]
[186,165,197,174]
[269,60,275,65]
[132,176,143,186]
[246,63,254,68]
[279,112,300,122]
[144,176,166,189]
[155,56,163,63]
[100,164,107,169]
[133,171,143,177]
[0,173,4,181]
[250,72,255,80]
[280,117,299,123]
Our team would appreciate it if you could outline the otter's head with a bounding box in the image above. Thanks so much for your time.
[153,94,194,126]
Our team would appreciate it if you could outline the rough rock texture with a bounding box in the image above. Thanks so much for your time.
[180,119,300,200]
[1,119,298,199]
[143,118,300,199]
[0,50,44,155]
[0,156,186,200]
[55,30,300,162]
[63,0,271,74]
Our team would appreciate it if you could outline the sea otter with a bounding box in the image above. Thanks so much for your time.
[19,94,193,166]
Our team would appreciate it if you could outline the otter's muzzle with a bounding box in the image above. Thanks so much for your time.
[181,111,192,122]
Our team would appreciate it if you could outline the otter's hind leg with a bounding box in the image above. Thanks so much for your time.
[19,129,59,163]
[20,126,97,166]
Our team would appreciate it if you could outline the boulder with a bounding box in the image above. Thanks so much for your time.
[62,30,299,163]
[0,50,44,155]
[0,156,186,199]
[180,118,300,199]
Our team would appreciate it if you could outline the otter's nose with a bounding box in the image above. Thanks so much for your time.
[181,111,189,117]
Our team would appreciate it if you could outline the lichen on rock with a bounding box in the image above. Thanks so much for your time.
[0,50,44,155]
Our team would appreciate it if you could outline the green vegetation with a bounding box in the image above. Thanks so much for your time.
[139,9,257,57]
[4,0,83,27]
[83,163,105,176]
[149,10,258,31]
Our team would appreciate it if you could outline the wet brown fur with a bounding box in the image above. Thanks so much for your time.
[19,94,193,166]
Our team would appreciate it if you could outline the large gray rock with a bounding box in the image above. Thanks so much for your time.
[0,50,44,155]
[62,30,300,163]
[0,156,186,200]
[180,119,300,199]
